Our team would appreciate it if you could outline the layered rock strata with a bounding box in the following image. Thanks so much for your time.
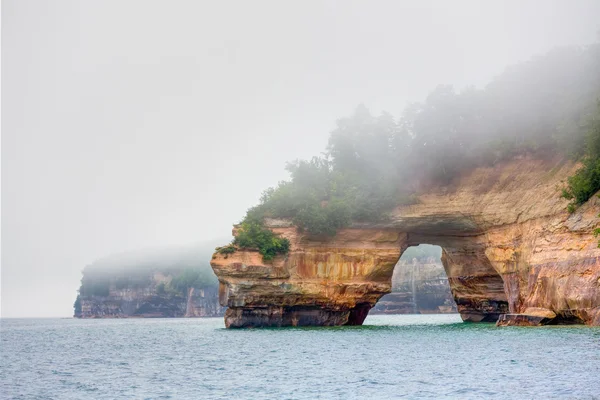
[76,275,224,318]
[211,156,600,327]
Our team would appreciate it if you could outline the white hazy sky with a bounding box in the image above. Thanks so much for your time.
[2,0,599,317]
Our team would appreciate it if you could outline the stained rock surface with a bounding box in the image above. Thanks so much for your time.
[211,156,600,328]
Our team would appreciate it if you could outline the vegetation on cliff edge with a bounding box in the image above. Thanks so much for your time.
[561,103,600,212]
[226,217,290,261]
[231,42,600,244]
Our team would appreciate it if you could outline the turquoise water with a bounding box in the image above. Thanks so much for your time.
[1,314,599,399]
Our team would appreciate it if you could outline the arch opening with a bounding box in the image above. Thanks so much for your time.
[371,244,458,316]
[368,236,509,324]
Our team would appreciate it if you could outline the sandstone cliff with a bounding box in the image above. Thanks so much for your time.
[74,242,227,318]
[75,271,224,318]
[211,155,600,327]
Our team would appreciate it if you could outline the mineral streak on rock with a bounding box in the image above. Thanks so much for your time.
[211,156,600,328]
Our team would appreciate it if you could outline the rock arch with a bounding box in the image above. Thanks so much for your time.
[211,157,600,327]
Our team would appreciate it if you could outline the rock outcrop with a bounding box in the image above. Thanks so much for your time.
[75,272,225,318]
[74,240,228,318]
[211,156,600,328]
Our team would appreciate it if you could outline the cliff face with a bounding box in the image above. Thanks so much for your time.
[75,272,225,318]
[371,259,457,314]
[211,156,600,327]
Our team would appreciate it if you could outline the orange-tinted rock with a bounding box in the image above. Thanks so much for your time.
[211,156,600,328]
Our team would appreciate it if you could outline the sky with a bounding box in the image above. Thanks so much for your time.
[2,0,599,317]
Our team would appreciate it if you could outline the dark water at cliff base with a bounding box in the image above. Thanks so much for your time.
[1,315,599,399]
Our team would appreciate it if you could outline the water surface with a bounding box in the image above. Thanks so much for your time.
[2,315,599,399]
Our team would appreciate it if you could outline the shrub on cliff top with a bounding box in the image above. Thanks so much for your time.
[233,218,290,261]
[215,245,236,257]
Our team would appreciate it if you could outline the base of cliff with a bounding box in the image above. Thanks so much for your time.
[224,304,371,328]
[497,307,600,327]
[496,313,555,326]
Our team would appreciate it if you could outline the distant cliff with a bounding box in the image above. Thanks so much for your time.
[371,257,457,315]
[74,241,226,318]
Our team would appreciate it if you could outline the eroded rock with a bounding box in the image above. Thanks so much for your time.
[212,156,600,328]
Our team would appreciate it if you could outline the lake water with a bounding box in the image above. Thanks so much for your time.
[1,314,599,399]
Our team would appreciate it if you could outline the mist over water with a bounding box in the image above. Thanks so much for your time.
[3,0,600,318]
[3,2,600,400]
[2,315,599,399]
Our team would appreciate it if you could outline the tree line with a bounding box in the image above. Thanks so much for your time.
[233,42,600,259]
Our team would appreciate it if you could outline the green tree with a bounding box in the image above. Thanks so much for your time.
[561,103,600,210]
[169,267,214,295]
[234,41,600,243]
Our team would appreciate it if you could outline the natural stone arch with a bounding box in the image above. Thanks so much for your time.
[212,228,509,327]
[407,235,508,323]
[211,157,600,327]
